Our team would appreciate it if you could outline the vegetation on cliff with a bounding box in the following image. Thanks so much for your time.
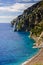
[11,1,43,37]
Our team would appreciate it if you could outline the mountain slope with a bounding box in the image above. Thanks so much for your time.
[11,1,43,34]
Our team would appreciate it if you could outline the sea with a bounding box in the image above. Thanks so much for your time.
[0,23,39,65]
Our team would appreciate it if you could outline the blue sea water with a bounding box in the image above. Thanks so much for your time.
[0,23,39,65]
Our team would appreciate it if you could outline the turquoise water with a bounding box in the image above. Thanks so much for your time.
[0,23,39,65]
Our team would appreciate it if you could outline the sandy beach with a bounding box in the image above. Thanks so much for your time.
[22,48,43,65]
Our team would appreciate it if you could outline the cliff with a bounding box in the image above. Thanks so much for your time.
[11,1,43,33]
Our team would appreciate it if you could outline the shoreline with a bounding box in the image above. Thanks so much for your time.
[21,48,43,65]
[21,31,43,65]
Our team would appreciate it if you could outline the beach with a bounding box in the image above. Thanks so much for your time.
[22,48,43,65]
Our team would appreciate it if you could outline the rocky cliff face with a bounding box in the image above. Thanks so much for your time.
[11,1,43,32]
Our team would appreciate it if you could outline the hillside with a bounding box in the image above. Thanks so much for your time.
[11,1,43,36]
